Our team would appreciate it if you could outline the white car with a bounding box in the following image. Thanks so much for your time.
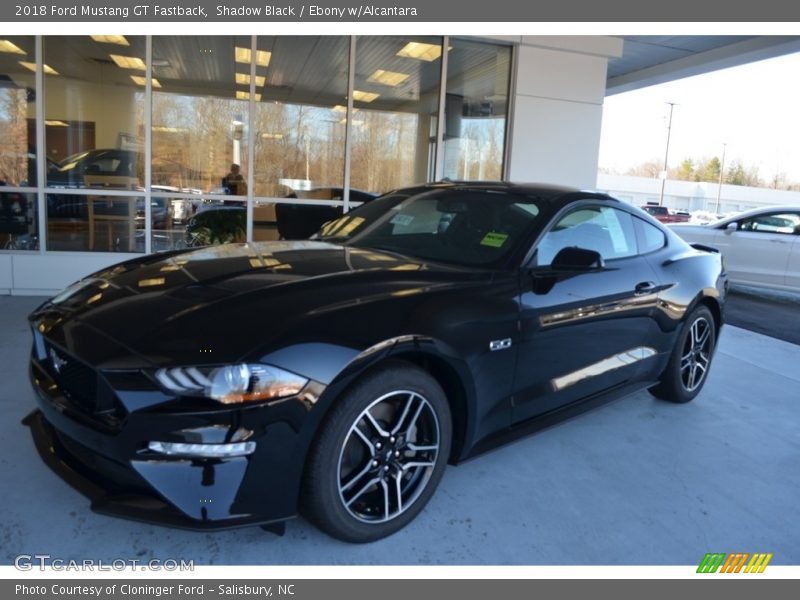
[689,210,722,226]
[671,206,800,293]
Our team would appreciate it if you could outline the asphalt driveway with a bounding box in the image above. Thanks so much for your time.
[1,294,798,565]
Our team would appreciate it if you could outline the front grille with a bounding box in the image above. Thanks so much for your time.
[52,353,98,414]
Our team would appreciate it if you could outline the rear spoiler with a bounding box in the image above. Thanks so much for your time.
[690,243,719,254]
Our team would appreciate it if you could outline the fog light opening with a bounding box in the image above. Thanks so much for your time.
[147,441,256,458]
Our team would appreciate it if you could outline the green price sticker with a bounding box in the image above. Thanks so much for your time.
[480,232,509,248]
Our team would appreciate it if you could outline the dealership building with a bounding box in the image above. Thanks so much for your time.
[1,34,799,295]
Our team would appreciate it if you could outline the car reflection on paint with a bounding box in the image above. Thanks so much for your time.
[25,182,726,542]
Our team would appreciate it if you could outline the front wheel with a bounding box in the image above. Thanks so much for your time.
[650,304,717,403]
[301,361,452,543]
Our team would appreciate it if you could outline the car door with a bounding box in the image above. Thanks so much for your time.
[715,211,800,287]
[512,203,661,424]
[783,225,800,291]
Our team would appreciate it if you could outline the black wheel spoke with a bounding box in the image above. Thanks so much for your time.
[341,458,376,493]
[352,424,376,456]
[345,476,382,508]
[362,409,390,438]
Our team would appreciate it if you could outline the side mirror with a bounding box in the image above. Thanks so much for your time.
[551,246,605,270]
[725,222,738,232]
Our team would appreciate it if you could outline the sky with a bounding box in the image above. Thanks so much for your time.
[598,50,800,184]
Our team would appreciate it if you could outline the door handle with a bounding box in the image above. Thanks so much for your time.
[634,281,657,295]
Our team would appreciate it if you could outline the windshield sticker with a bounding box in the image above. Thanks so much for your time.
[480,232,509,248]
[390,214,415,227]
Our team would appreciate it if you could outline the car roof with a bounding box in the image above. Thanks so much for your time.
[389,181,616,207]
[723,205,800,219]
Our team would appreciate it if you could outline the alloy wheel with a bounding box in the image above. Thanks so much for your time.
[337,390,440,524]
[680,316,712,392]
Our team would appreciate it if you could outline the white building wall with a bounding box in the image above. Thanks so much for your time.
[2,252,139,296]
[597,173,800,214]
[507,37,623,189]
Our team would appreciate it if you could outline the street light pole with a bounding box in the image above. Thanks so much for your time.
[658,102,677,207]
[714,142,727,214]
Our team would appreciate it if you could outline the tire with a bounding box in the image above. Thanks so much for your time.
[301,360,452,543]
[650,304,717,403]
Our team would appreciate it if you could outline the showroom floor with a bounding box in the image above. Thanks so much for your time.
[1,294,798,565]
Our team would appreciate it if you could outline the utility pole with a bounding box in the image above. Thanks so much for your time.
[714,142,727,214]
[658,102,677,206]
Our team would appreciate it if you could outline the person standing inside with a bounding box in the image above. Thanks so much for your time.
[223,163,247,196]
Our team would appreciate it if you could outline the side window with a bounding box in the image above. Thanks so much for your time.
[634,217,667,254]
[536,206,637,266]
[737,212,800,235]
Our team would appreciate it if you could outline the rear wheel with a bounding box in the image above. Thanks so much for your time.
[302,361,452,543]
[650,305,716,403]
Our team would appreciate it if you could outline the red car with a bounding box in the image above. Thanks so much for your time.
[640,205,690,223]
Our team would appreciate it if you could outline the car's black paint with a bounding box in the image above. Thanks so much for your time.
[25,182,727,532]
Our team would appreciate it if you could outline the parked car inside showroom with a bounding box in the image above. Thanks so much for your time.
[671,206,800,292]
[25,182,726,543]
[46,149,173,230]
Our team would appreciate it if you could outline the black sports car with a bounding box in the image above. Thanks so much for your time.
[25,182,727,543]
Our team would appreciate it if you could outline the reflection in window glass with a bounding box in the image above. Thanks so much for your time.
[537,207,637,265]
[350,37,442,195]
[0,36,37,250]
[442,39,511,181]
[253,37,349,200]
[250,37,349,243]
[152,36,251,197]
[151,36,251,249]
[44,35,146,251]
[636,218,666,253]
[47,193,149,252]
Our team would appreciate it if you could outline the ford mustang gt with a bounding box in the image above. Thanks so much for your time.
[25,182,727,543]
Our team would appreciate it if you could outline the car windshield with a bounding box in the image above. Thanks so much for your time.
[315,189,544,268]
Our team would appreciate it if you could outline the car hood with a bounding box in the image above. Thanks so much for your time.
[30,241,491,368]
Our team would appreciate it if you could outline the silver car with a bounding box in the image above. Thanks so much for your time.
[671,206,800,292]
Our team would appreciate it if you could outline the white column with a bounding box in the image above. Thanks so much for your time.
[506,36,623,190]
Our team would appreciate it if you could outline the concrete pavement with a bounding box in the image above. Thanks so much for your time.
[1,295,798,565]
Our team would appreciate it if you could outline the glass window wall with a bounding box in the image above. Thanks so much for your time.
[3,35,512,254]
[44,35,146,251]
[0,36,38,250]
[442,39,511,182]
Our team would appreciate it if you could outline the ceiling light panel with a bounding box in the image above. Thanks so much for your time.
[0,40,26,55]
[91,35,129,46]
[367,69,411,87]
[109,54,146,70]
[352,90,380,103]
[235,73,266,86]
[396,42,443,62]
[234,47,271,67]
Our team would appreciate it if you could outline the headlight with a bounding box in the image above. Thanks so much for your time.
[154,364,308,404]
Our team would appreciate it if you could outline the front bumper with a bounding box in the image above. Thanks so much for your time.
[25,355,317,531]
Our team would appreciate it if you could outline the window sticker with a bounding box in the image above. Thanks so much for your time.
[390,214,415,227]
[480,232,509,248]
[603,209,629,253]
